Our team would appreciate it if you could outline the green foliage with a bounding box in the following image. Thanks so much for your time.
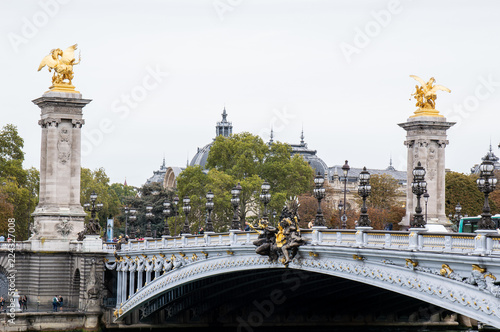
[0,125,39,240]
[445,171,487,217]
[109,183,137,204]
[80,167,121,234]
[176,132,314,231]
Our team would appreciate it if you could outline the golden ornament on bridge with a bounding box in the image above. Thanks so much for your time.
[38,44,80,93]
[409,75,451,118]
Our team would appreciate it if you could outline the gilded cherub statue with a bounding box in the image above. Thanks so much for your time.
[410,75,450,110]
[38,44,80,92]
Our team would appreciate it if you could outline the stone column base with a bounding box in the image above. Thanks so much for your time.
[83,235,103,252]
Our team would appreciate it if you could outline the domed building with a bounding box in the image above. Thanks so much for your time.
[190,107,232,168]
[145,157,168,185]
[288,130,328,176]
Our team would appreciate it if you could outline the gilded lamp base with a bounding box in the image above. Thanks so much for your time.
[47,83,80,94]
[410,107,444,118]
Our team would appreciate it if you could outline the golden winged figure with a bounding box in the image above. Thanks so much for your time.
[38,44,80,91]
[410,75,451,110]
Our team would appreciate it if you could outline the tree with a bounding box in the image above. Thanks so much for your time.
[176,166,209,234]
[177,132,314,230]
[0,125,39,240]
[364,206,405,230]
[109,183,137,204]
[80,167,121,235]
[445,171,487,217]
[364,174,400,209]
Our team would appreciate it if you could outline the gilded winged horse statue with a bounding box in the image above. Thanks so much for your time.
[410,75,451,110]
[38,44,80,87]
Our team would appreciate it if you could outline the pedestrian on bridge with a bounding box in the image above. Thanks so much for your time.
[58,295,63,312]
[52,295,59,312]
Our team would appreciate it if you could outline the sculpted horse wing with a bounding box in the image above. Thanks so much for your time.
[61,44,79,65]
[409,75,427,88]
[429,84,451,94]
[37,53,58,72]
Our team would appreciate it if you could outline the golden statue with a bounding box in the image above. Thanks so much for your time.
[409,75,451,117]
[38,44,80,93]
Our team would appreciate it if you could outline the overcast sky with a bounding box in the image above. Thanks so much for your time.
[2,0,500,187]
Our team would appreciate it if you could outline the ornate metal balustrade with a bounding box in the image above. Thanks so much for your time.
[104,229,500,255]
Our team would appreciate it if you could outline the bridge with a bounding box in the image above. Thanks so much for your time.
[105,227,500,328]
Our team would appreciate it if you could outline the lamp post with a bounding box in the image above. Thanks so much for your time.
[182,195,191,234]
[357,167,372,227]
[423,192,430,224]
[337,200,343,229]
[411,161,427,228]
[83,190,103,235]
[205,190,215,232]
[452,202,463,229]
[172,195,179,235]
[145,205,154,238]
[124,206,129,236]
[162,200,171,236]
[128,208,137,239]
[313,172,326,227]
[341,160,350,229]
[260,182,271,223]
[272,210,277,225]
[231,183,242,230]
[476,155,497,230]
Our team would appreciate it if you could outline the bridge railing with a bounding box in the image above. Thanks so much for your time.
[104,228,500,256]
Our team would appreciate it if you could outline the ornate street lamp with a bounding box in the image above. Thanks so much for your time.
[451,202,463,229]
[205,190,215,232]
[124,206,129,236]
[83,190,103,236]
[162,200,171,236]
[476,155,497,230]
[128,208,137,239]
[337,200,343,229]
[357,167,371,227]
[423,192,430,223]
[313,172,326,227]
[171,195,180,235]
[341,160,350,229]
[231,183,242,230]
[182,195,191,234]
[259,182,271,223]
[411,161,427,228]
[145,205,154,238]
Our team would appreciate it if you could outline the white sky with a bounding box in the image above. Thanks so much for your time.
[2,0,500,187]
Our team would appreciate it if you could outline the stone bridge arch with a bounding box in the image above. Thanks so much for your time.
[113,251,500,327]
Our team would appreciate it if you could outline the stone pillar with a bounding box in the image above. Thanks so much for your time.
[31,91,91,241]
[121,271,127,304]
[116,270,122,306]
[399,116,455,227]
[128,271,135,300]
[137,270,143,291]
